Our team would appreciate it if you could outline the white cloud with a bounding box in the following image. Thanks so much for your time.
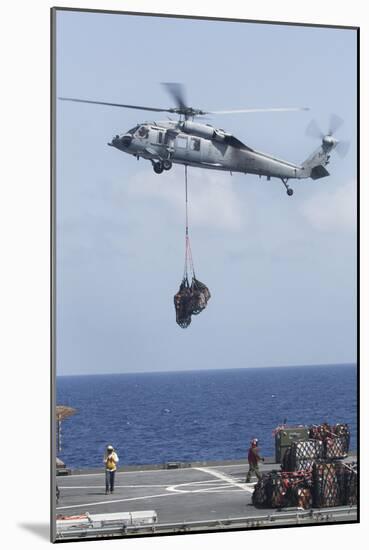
[300,179,356,232]
[122,166,244,232]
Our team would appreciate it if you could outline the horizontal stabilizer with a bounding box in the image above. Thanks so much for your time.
[310,165,330,180]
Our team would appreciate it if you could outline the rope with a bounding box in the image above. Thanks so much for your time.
[183,165,196,281]
[185,164,188,237]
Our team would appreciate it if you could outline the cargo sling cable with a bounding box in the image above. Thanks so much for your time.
[173,166,211,328]
[183,164,195,283]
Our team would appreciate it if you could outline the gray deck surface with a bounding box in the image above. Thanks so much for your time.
[56,460,357,530]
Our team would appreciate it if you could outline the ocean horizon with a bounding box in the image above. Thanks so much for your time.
[57,361,354,377]
[56,363,357,469]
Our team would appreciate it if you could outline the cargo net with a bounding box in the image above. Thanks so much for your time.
[252,471,313,509]
[253,462,357,510]
[174,277,211,328]
[174,166,211,328]
[342,462,357,506]
[309,423,350,459]
[282,440,324,472]
[313,461,345,508]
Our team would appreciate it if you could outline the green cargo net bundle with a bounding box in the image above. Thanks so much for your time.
[174,166,211,328]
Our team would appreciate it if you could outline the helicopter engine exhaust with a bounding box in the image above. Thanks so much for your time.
[180,121,213,139]
[179,121,231,143]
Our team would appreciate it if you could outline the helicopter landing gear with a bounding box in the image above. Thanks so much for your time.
[163,160,172,171]
[281,177,294,196]
[152,161,164,174]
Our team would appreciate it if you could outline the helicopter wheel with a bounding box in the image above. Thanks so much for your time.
[153,161,164,174]
[280,177,294,197]
[163,160,172,171]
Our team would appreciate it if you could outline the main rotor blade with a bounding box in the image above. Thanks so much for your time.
[161,82,187,110]
[59,97,172,113]
[207,107,310,115]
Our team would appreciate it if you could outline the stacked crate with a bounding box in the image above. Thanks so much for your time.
[282,439,324,472]
[312,460,357,508]
[252,470,313,509]
[252,423,356,509]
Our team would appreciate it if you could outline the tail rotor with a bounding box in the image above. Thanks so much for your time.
[306,119,324,140]
[305,113,350,158]
[335,140,350,158]
[328,113,344,136]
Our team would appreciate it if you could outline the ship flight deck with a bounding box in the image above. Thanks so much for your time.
[55,457,357,540]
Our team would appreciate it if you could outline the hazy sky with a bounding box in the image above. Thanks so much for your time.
[56,10,357,375]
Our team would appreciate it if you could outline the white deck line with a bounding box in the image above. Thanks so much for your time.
[59,479,222,490]
[194,467,255,493]
[63,470,175,478]
[61,464,250,478]
[58,484,171,489]
[63,465,222,478]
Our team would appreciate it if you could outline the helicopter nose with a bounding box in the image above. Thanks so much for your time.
[120,134,133,147]
[109,135,120,147]
[109,134,132,148]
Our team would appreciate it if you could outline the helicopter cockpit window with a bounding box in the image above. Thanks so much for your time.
[138,126,149,139]
[128,125,139,135]
[190,137,200,151]
[176,136,188,149]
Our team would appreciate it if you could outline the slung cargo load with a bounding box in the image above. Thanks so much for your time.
[174,166,211,328]
[174,277,211,328]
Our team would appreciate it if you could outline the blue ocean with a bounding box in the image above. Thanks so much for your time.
[57,364,357,469]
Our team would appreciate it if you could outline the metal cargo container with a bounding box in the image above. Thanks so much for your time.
[275,426,309,463]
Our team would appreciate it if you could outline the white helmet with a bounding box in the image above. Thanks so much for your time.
[107,445,114,451]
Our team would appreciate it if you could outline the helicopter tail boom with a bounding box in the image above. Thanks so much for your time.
[300,136,337,180]
[299,115,349,181]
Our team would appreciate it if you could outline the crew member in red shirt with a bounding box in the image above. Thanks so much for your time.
[245,438,264,483]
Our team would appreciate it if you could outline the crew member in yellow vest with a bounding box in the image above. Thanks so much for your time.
[104,444,119,494]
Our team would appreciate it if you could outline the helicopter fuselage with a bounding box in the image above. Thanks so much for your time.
[108,120,335,195]
[61,85,343,196]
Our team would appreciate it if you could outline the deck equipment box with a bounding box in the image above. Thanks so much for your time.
[275,426,309,463]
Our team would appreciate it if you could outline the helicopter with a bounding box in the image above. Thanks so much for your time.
[59,83,349,196]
